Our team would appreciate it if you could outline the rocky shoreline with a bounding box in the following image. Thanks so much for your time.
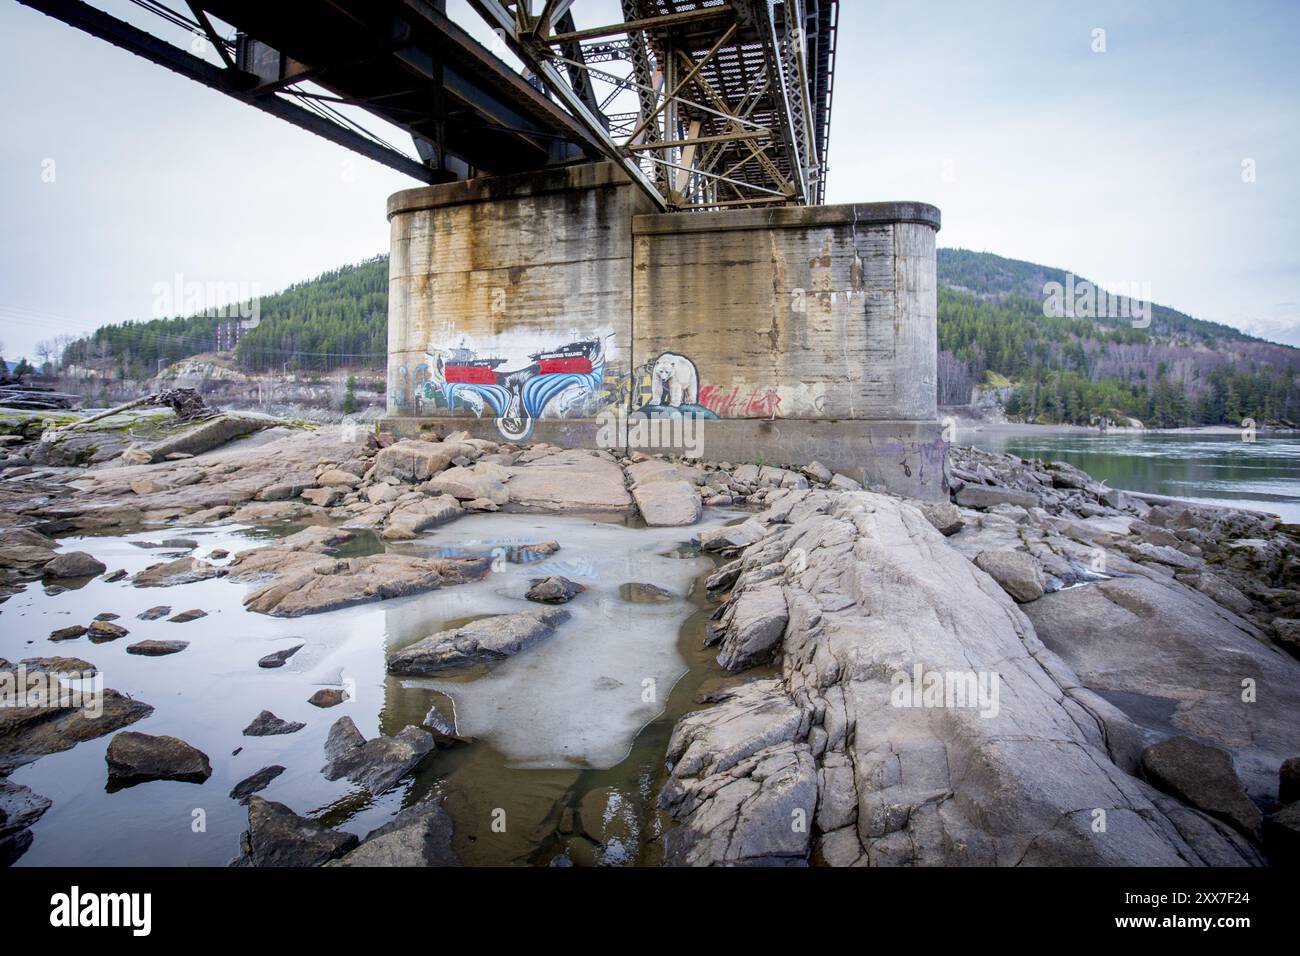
[1,410,1297,866]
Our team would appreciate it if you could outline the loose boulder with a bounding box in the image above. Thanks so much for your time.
[105,732,212,788]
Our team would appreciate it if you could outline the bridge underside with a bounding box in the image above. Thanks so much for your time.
[22,0,836,211]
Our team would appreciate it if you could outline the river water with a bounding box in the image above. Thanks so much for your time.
[4,511,747,866]
[963,429,1300,524]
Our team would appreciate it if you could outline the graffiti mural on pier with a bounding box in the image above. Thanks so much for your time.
[424,333,612,441]
[627,352,719,421]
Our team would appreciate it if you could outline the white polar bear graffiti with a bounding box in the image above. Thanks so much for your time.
[650,352,699,406]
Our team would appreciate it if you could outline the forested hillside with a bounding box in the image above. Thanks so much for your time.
[937,249,1299,426]
[61,256,388,378]
[59,248,1298,426]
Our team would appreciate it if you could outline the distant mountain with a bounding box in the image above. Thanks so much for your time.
[59,247,1298,427]
[936,248,1298,426]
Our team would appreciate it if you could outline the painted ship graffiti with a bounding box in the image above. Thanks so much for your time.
[428,338,607,441]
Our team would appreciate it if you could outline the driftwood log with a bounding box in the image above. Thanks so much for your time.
[53,388,212,432]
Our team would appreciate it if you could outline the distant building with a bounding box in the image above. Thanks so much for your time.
[215,320,247,352]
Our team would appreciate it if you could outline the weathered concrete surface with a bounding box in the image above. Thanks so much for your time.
[382,162,944,498]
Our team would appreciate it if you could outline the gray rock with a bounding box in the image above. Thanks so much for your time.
[131,556,223,588]
[242,710,306,737]
[698,519,767,553]
[525,576,585,604]
[368,439,470,483]
[329,800,459,867]
[0,690,154,772]
[1141,736,1263,841]
[619,582,673,603]
[321,716,433,794]
[126,639,189,657]
[42,551,106,579]
[660,680,816,866]
[1025,575,1300,804]
[505,449,633,514]
[232,796,358,867]
[1130,542,1200,569]
[229,765,285,804]
[257,644,303,668]
[106,732,212,788]
[48,625,87,642]
[954,484,1039,510]
[136,605,172,621]
[974,549,1046,603]
[716,585,789,671]
[632,479,702,527]
[659,492,1263,866]
[387,608,569,675]
[802,461,833,484]
[87,620,129,643]
[307,688,349,708]
[167,609,207,623]
[0,780,52,866]
[920,501,963,536]
[229,548,489,616]
[1280,757,1300,806]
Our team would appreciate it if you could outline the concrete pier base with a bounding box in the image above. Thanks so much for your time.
[383,161,945,498]
[381,416,946,501]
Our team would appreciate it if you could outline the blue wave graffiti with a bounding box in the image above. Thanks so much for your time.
[443,361,605,421]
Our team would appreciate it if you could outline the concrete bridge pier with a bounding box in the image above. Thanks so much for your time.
[383,161,945,499]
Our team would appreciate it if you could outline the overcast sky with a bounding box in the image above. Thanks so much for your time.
[1,0,1297,361]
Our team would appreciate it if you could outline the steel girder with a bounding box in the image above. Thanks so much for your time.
[468,0,838,210]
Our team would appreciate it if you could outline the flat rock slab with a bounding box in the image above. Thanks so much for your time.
[232,796,358,867]
[1024,575,1300,803]
[142,414,272,464]
[132,556,224,588]
[506,450,632,514]
[954,484,1040,510]
[126,639,189,656]
[387,608,570,676]
[1141,736,1263,841]
[230,548,490,617]
[106,731,212,788]
[632,479,702,527]
[321,716,433,795]
[0,690,154,771]
[136,606,172,621]
[660,492,1265,867]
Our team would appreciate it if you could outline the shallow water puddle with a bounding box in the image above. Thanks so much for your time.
[1,511,734,866]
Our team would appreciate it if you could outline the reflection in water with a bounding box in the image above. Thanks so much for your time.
[4,511,750,867]
[965,430,1300,523]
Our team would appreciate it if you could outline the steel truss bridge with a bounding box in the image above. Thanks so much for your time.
[17,0,838,210]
